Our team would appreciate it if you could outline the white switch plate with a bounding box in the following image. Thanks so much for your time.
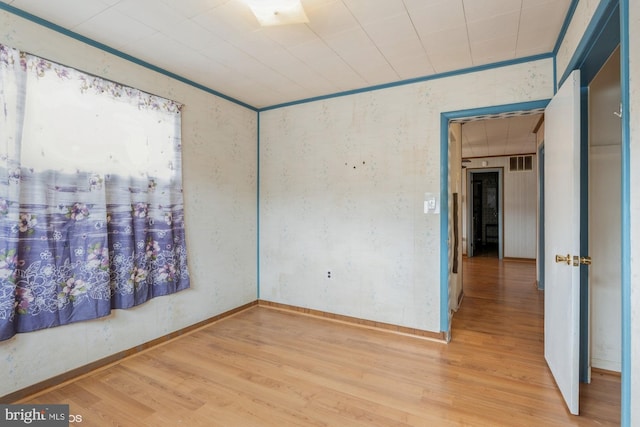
[424,193,440,214]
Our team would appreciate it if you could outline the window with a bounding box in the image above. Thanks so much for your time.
[0,43,190,341]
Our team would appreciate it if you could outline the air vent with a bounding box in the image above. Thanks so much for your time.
[509,155,533,171]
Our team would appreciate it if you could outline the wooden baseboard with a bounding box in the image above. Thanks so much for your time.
[258,300,447,343]
[502,257,536,263]
[2,301,258,403]
[463,255,535,263]
[591,367,622,377]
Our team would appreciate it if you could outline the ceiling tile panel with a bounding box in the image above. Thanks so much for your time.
[230,32,282,59]
[483,120,508,139]
[407,0,466,36]
[429,52,473,74]
[160,0,227,19]
[258,24,320,48]
[470,36,517,64]
[517,3,569,55]
[242,46,333,92]
[462,0,521,23]
[342,0,407,25]
[304,1,360,38]
[460,113,542,158]
[10,0,112,28]
[461,121,486,142]
[419,23,472,72]
[185,63,237,87]
[124,34,218,77]
[162,18,222,52]
[361,13,418,50]
[323,27,397,82]
[236,62,298,92]
[114,0,180,31]
[190,1,260,41]
[359,13,435,76]
[230,79,283,106]
[197,36,250,62]
[466,11,520,44]
[487,143,510,156]
[288,40,365,91]
[515,37,556,58]
[390,54,435,79]
[421,25,470,54]
[522,0,568,12]
[72,8,158,50]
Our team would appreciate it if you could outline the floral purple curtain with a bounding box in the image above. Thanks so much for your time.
[0,43,190,341]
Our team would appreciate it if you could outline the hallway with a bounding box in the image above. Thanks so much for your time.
[453,256,620,424]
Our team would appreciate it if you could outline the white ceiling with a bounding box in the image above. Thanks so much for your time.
[458,111,543,158]
[3,0,570,156]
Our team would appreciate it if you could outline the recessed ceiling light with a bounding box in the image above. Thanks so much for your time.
[245,0,309,26]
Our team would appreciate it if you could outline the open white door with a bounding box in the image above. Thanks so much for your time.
[544,69,581,415]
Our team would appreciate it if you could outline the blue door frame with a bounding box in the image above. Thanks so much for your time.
[439,99,549,334]
[537,145,545,291]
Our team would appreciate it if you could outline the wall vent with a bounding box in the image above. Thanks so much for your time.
[509,155,533,171]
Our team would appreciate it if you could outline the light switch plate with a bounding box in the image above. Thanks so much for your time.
[424,193,440,214]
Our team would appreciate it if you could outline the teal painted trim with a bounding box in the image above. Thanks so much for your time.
[439,99,550,333]
[538,144,545,290]
[553,0,581,54]
[439,114,449,333]
[557,0,619,88]
[256,113,261,300]
[261,53,554,112]
[0,2,258,112]
[553,56,558,94]
[619,0,630,424]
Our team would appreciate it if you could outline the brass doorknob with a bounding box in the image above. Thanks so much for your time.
[580,256,592,265]
[555,254,571,265]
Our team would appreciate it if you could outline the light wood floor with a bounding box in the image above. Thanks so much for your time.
[20,257,620,426]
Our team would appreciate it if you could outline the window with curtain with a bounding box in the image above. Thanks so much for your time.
[0,43,190,341]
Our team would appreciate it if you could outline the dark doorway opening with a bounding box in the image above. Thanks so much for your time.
[470,171,499,258]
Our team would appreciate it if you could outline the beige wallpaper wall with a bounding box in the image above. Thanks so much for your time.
[259,59,554,333]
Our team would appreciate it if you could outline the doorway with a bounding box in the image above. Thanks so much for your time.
[467,170,502,258]
[443,2,626,415]
[585,46,622,378]
[441,103,546,335]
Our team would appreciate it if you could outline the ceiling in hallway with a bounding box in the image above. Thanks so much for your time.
[458,111,543,158]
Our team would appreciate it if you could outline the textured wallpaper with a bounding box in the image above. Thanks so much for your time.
[260,59,554,333]
[555,0,601,85]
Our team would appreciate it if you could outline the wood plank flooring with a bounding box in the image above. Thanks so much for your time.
[455,257,620,425]
[19,257,620,426]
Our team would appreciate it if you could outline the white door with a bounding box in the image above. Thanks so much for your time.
[544,69,582,415]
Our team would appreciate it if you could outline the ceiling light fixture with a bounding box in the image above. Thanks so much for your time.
[245,0,309,26]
